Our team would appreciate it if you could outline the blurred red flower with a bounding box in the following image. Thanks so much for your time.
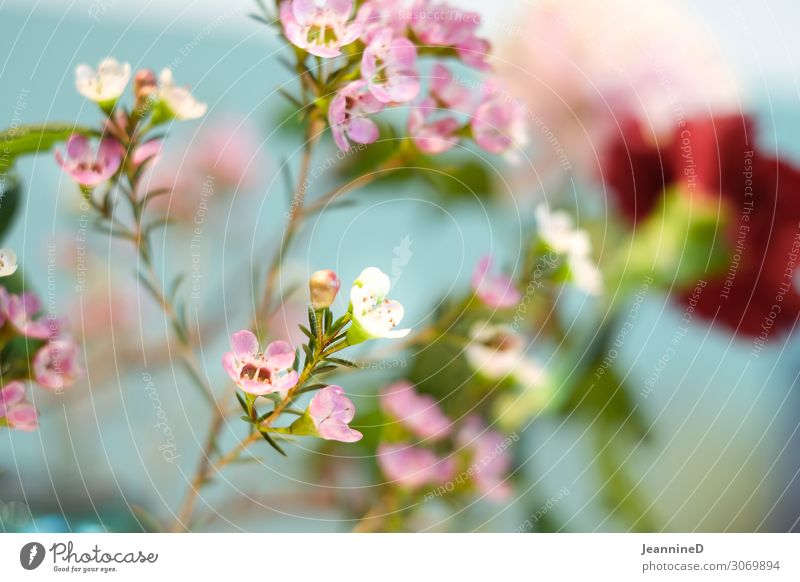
[603,114,800,338]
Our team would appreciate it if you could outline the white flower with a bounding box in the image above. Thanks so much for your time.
[0,248,17,277]
[347,267,410,344]
[157,69,207,121]
[465,322,545,385]
[75,57,131,104]
[535,203,603,295]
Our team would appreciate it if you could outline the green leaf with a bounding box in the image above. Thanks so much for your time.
[0,123,96,173]
[235,392,249,414]
[562,363,650,441]
[308,305,319,339]
[324,357,358,368]
[0,173,21,244]
[259,429,287,457]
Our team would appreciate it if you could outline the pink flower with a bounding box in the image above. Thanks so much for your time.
[33,338,82,391]
[361,28,419,103]
[308,385,363,442]
[471,255,521,308]
[408,98,461,154]
[471,87,529,157]
[280,0,363,58]
[5,292,57,340]
[0,382,38,432]
[380,381,451,441]
[328,80,384,151]
[409,1,491,70]
[377,442,456,489]
[429,63,471,111]
[222,330,299,397]
[132,140,162,168]
[55,134,124,187]
[456,417,512,501]
[357,0,411,44]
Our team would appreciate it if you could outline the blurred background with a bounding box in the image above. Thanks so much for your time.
[1,0,800,532]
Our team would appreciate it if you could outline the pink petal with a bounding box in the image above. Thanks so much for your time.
[319,418,362,442]
[230,330,259,359]
[347,117,379,145]
[265,340,296,370]
[221,352,239,382]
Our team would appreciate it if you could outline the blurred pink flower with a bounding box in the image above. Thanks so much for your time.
[362,28,420,103]
[5,292,57,340]
[497,0,738,180]
[429,63,471,111]
[457,416,512,501]
[132,139,162,168]
[380,381,451,441]
[377,442,456,489]
[328,80,384,151]
[471,255,521,308]
[471,87,529,158]
[308,385,363,442]
[189,118,265,191]
[280,0,363,58]
[0,381,38,432]
[33,338,82,391]
[222,330,299,397]
[357,0,411,43]
[408,98,461,154]
[55,135,124,187]
[409,1,491,70]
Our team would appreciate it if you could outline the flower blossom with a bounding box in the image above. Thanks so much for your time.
[280,0,363,58]
[535,204,602,295]
[222,330,299,397]
[346,267,410,344]
[307,385,362,442]
[75,57,131,104]
[0,381,38,432]
[380,381,451,441]
[328,80,384,151]
[471,255,521,308]
[361,28,420,104]
[3,291,58,340]
[55,135,124,187]
[33,338,82,391]
[408,1,491,70]
[157,69,207,121]
[377,443,456,489]
[471,85,529,158]
[465,322,543,385]
[0,248,18,278]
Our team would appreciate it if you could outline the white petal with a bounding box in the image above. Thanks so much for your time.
[0,248,17,277]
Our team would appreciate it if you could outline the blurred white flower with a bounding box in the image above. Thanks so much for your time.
[535,204,602,295]
[158,69,207,121]
[0,248,17,277]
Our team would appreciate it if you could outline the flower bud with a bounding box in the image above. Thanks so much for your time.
[134,68,157,110]
[309,269,340,310]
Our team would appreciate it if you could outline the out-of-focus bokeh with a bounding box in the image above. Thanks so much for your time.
[2,0,800,532]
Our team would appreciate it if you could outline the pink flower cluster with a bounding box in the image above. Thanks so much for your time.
[0,289,82,432]
[376,381,512,499]
[278,1,526,156]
